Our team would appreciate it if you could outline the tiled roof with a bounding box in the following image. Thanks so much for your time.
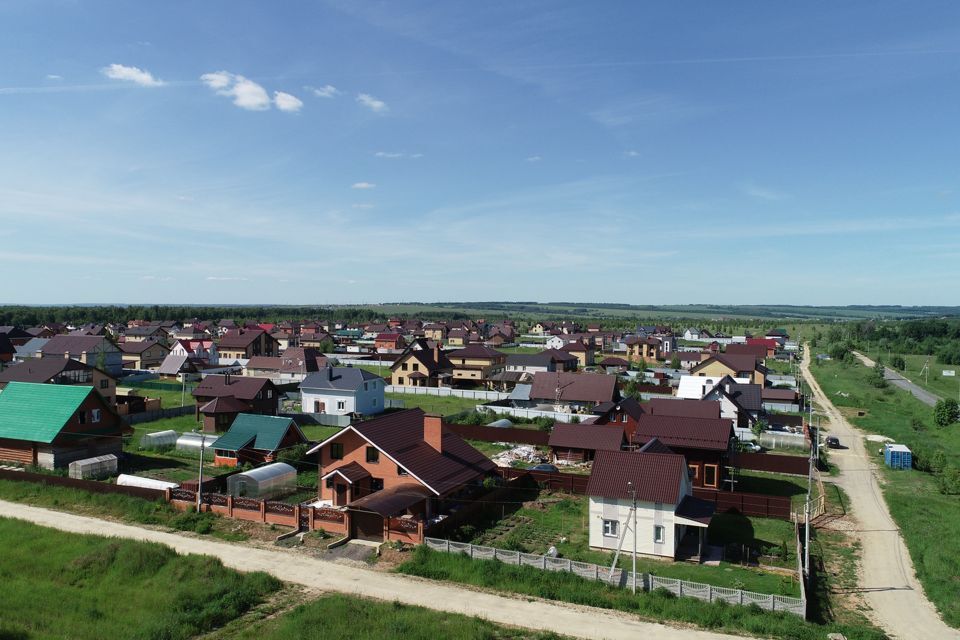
[586,450,686,503]
[198,396,250,414]
[0,358,98,384]
[647,398,721,420]
[548,423,624,451]
[40,335,116,355]
[631,415,733,452]
[118,340,169,355]
[529,372,617,404]
[192,375,274,401]
[219,329,267,349]
[446,344,505,360]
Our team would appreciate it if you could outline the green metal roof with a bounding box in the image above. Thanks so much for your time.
[0,382,92,443]
[211,413,301,453]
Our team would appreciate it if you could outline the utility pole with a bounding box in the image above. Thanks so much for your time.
[196,436,205,512]
[804,411,815,583]
[628,481,637,594]
[181,374,186,407]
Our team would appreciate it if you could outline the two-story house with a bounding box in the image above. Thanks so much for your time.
[192,374,280,430]
[444,344,506,387]
[299,367,385,416]
[218,329,279,361]
[389,339,454,388]
[118,340,170,370]
[0,357,116,406]
[37,335,123,377]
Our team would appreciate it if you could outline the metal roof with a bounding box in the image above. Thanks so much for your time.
[0,382,91,443]
[211,413,303,452]
[586,450,686,504]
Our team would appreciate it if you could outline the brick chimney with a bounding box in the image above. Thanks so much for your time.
[433,343,440,363]
[424,414,443,453]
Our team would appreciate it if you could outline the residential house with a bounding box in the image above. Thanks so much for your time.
[389,339,454,388]
[0,333,13,363]
[0,358,116,405]
[211,414,308,468]
[625,336,662,363]
[560,341,595,368]
[446,328,467,347]
[171,339,219,363]
[422,323,448,342]
[123,325,170,343]
[244,347,327,381]
[300,367,385,416]
[699,377,763,429]
[300,332,333,350]
[592,396,646,437]
[306,409,495,541]
[445,344,506,387]
[765,328,789,346]
[598,356,630,374]
[689,354,768,386]
[0,327,34,347]
[683,328,708,341]
[529,321,555,335]
[374,333,405,353]
[761,388,801,412]
[0,382,130,469]
[218,329,279,361]
[672,352,707,370]
[192,374,280,426]
[37,335,123,376]
[745,338,779,358]
[586,449,714,559]
[198,395,250,433]
[527,371,618,413]
[118,340,170,370]
[630,414,734,489]
[549,423,625,464]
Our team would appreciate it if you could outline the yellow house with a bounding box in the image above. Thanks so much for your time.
[626,337,662,363]
[689,354,767,386]
[118,340,170,370]
[445,345,506,386]
[423,324,447,342]
[389,340,454,387]
[559,342,594,368]
[446,329,467,347]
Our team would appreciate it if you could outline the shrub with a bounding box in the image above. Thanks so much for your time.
[933,399,959,428]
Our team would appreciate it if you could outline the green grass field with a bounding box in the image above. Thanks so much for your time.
[120,385,196,408]
[861,350,960,403]
[0,517,279,640]
[385,392,482,416]
[809,358,960,627]
[207,593,562,640]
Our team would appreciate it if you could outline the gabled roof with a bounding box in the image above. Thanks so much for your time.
[529,372,617,404]
[158,353,191,376]
[762,388,798,401]
[321,461,370,483]
[598,356,629,366]
[548,423,624,452]
[307,409,494,495]
[638,437,674,454]
[586,450,687,504]
[391,339,453,374]
[199,395,250,414]
[300,367,382,392]
[647,398,721,420]
[446,344,505,360]
[690,354,764,375]
[593,396,645,421]
[40,335,116,355]
[211,414,305,452]
[0,358,106,384]
[0,382,93,443]
[118,340,169,355]
[631,415,734,452]
[192,375,275,401]
[219,329,268,349]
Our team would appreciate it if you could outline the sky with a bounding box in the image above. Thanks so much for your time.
[1,1,959,306]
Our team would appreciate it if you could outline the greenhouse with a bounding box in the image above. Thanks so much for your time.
[175,432,218,457]
[68,454,118,480]
[116,474,179,490]
[226,462,297,500]
[139,429,178,450]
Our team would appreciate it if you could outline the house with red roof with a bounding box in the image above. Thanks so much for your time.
[374,333,406,353]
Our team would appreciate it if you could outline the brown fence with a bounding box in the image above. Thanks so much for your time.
[733,452,809,476]
[445,423,550,446]
[0,468,165,501]
[693,488,792,520]
[496,467,590,493]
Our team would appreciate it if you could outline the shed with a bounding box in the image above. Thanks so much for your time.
[68,454,118,480]
[884,444,912,470]
[140,429,178,450]
[225,462,297,499]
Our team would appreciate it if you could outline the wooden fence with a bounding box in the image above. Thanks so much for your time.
[496,467,590,493]
[446,423,550,446]
[0,468,165,501]
[733,452,810,476]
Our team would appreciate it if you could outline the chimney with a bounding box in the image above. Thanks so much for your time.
[327,366,333,381]
[433,344,440,363]
[424,414,443,453]
[224,373,231,385]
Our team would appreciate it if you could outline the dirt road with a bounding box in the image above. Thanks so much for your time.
[0,499,739,640]
[801,347,959,639]
[852,351,942,407]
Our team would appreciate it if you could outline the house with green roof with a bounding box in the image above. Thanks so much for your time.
[211,413,308,468]
[0,381,129,469]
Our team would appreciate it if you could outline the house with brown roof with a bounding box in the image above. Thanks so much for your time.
[592,396,646,437]
[446,328,467,347]
[646,398,722,420]
[527,371,618,413]
[598,356,630,374]
[723,343,769,362]
[0,357,116,406]
[549,422,625,464]
[445,344,506,387]
[690,354,768,386]
[625,336,662,363]
[630,414,735,489]
[306,409,495,542]
[587,449,714,559]
[389,339,454,388]
[192,374,280,429]
[37,335,123,376]
[118,340,170,370]
[560,341,595,368]
[218,329,279,361]
[243,347,327,382]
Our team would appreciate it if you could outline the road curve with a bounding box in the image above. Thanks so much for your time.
[852,351,942,407]
[0,499,740,640]
[801,347,959,639]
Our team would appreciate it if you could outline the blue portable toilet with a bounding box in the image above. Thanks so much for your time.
[884,444,912,470]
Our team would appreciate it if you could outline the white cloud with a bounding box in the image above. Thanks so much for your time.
[351,182,376,189]
[200,71,271,111]
[352,203,375,209]
[308,84,340,98]
[356,93,388,112]
[624,150,640,157]
[375,151,404,158]
[273,91,303,113]
[206,276,249,281]
[741,183,787,201]
[525,155,542,162]
[101,63,165,87]
[45,74,62,81]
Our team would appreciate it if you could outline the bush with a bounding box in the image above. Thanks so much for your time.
[937,466,960,495]
[933,399,959,428]
[890,354,906,370]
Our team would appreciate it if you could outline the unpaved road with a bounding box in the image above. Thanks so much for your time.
[0,500,739,640]
[852,351,942,407]
[801,347,959,639]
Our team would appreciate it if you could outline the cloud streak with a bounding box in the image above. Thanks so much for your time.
[356,93,387,112]
[101,63,165,87]
[308,84,340,98]
[273,91,303,112]
[351,182,376,189]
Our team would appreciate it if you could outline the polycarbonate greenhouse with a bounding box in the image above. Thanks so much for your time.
[139,429,178,450]
[68,454,118,480]
[175,432,218,457]
[116,474,179,490]
[226,462,297,499]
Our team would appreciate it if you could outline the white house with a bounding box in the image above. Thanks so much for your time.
[586,448,714,559]
[171,339,218,364]
[675,375,750,401]
[299,367,384,416]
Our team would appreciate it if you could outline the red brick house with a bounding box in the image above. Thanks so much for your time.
[374,333,405,352]
[306,409,495,541]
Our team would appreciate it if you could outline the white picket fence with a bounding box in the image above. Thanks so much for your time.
[385,385,509,401]
[423,537,806,618]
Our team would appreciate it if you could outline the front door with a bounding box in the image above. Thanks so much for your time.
[335,483,347,506]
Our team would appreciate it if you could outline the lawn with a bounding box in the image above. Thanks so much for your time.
[385,392,482,416]
[764,358,795,375]
[459,489,800,596]
[119,384,196,408]
[353,364,391,378]
[466,439,515,458]
[206,593,563,640]
[0,517,278,640]
[496,346,545,354]
[809,357,960,627]
[735,469,811,510]
[298,424,342,442]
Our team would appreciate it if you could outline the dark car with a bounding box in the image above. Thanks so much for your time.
[531,463,559,473]
[825,436,841,449]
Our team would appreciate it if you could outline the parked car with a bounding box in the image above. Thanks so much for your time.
[531,463,559,473]
[740,442,763,453]
[825,436,841,449]
[769,423,786,432]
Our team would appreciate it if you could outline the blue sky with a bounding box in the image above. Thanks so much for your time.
[1,1,959,306]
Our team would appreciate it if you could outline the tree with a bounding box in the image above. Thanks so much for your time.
[890,354,906,370]
[670,353,681,370]
[869,363,888,388]
[933,398,959,428]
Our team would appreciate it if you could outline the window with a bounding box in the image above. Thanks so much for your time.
[621,414,627,423]
[77,410,86,424]
[337,400,345,411]
[218,450,237,459]
[91,409,101,423]
[703,464,718,488]
[688,464,699,480]
[397,465,408,476]
[372,398,378,407]
[325,477,334,489]
[412,363,419,372]
[402,363,408,371]
[602,519,619,537]
[366,447,379,463]
[330,443,344,460]
[654,525,665,544]
[363,382,368,391]
[397,377,404,385]
[99,379,109,389]
[267,390,273,399]
[370,478,384,492]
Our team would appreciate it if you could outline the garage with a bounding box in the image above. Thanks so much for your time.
[351,510,384,541]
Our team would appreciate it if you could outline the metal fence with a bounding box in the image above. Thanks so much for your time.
[473,405,577,422]
[423,537,805,618]
[386,385,509,401]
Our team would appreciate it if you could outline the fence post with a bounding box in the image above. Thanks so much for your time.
[708,584,713,603]
[594,565,599,581]
[259,499,266,523]
[469,544,474,559]
[542,556,547,569]
[739,590,744,605]
[227,495,233,517]
[445,539,450,552]
[566,559,572,572]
